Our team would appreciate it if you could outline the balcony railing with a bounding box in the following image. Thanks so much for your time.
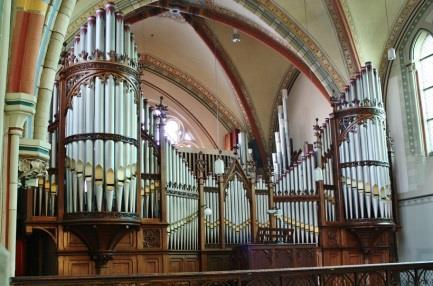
[11,261,433,286]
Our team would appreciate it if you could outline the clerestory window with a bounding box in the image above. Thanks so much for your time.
[413,31,433,156]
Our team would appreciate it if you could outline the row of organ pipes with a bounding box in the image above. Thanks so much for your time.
[39,5,394,254]
[49,3,142,218]
[272,88,319,244]
[68,2,139,65]
[335,62,392,220]
[270,63,392,237]
[316,119,336,222]
[64,76,138,214]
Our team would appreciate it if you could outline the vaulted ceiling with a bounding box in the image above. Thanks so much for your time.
[64,0,419,160]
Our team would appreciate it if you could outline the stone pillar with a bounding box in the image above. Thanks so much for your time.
[0,245,9,286]
[4,92,36,276]
[0,0,12,247]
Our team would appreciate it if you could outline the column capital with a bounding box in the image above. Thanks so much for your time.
[18,157,48,183]
[5,92,36,129]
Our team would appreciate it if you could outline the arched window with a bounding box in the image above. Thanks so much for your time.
[164,115,197,148]
[413,31,433,156]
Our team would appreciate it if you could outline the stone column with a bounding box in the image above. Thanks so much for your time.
[4,92,36,276]
[0,0,12,248]
[0,246,9,286]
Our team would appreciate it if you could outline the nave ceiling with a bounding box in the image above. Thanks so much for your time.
[39,0,420,158]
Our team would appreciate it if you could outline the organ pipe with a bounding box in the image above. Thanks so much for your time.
[334,62,392,220]
[57,2,140,216]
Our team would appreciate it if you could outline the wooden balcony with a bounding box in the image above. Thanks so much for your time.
[11,261,433,286]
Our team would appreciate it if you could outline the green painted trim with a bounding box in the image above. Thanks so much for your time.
[19,145,50,155]
[6,100,35,107]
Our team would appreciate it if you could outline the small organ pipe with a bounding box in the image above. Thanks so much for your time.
[95,8,105,55]
[86,16,96,58]
[105,2,115,60]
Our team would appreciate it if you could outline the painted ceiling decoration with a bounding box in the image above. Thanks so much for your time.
[55,0,427,162]
[234,0,345,92]
[140,54,244,132]
[66,0,344,97]
[324,0,360,76]
[189,17,267,162]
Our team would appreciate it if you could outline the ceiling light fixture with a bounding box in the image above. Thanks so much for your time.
[213,20,225,175]
[232,28,240,43]
[385,0,396,61]
[169,7,181,16]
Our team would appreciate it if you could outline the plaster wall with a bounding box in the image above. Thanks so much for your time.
[287,73,332,150]
[386,57,433,262]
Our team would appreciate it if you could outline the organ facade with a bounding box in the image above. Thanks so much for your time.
[18,2,397,277]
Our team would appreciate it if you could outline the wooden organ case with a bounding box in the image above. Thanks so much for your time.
[21,3,397,277]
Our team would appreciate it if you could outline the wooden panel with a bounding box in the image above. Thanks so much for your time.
[343,250,363,265]
[374,233,390,247]
[115,232,137,250]
[142,256,162,273]
[184,258,199,272]
[233,244,320,270]
[323,250,342,266]
[169,258,182,272]
[368,250,389,264]
[295,248,318,267]
[109,257,136,274]
[60,256,94,276]
[341,230,359,248]
[206,253,233,271]
[167,256,199,272]
[249,248,273,269]
[63,231,87,251]
[274,248,294,268]
[321,228,341,248]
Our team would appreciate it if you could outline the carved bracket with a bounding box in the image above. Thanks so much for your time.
[63,212,140,273]
[346,220,396,255]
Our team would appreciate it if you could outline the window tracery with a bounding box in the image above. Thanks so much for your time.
[413,31,433,155]
[164,115,197,148]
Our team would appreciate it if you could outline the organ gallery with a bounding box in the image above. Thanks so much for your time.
[2,0,433,284]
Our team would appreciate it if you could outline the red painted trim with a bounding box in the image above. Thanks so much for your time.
[125,3,332,100]
[7,11,45,94]
[191,20,268,165]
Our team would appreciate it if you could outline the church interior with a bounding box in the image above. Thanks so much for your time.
[1,0,433,285]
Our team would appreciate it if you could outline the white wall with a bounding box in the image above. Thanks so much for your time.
[386,57,433,262]
[287,73,332,150]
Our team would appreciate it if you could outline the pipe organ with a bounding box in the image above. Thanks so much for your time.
[165,138,199,250]
[62,5,139,216]
[333,63,392,221]
[224,175,252,245]
[141,99,162,219]
[21,3,396,272]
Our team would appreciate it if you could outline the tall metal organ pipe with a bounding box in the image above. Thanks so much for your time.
[56,2,140,215]
[335,62,392,220]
